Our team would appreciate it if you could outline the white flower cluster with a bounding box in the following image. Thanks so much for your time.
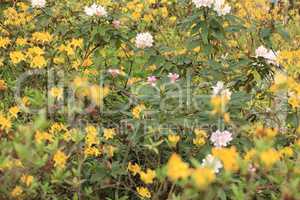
[84,3,107,17]
[201,154,223,173]
[255,45,278,65]
[135,32,154,49]
[212,81,232,100]
[192,0,214,8]
[213,0,231,16]
[31,0,46,8]
[210,130,233,148]
[192,0,231,16]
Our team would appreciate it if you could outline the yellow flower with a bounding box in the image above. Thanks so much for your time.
[21,174,34,186]
[50,87,63,100]
[136,187,151,199]
[32,32,53,43]
[16,38,28,46]
[212,147,239,172]
[9,106,20,118]
[168,134,180,147]
[131,12,141,21]
[193,129,207,146]
[0,37,10,48]
[70,38,83,48]
[49,122,66,134]
[103,128,116,140]
[89,85,110,106]
[260,149,280,168]
[192,167,215,190]
[140,168,156,184]
[53,150,68,168]
[128,162,141,176]
[0,114,11,131]
[0,80,7,91]
[167,153,190,181]
[53,56,65,65]
[10,51,25,64]
[85,125,99,146]
[30,55,47,68]
[11,186,23,197]
[27,47,45,57]
[244,149,257,162]
[84,146,101,157]
[132,104,146,119]
[280,147,293,158]
[35,130,53,143]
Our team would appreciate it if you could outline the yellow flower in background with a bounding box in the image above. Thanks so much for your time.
[212,147,239,172]
[49,123,66,134]
[32,32,53,43]
[280,147,293,158]
[167,153,190,181]
[193,129,207,146]
[30,55,47,68]
[11,186,23,198]
[140,168,156,184]
[168,133,180,147]
[136,187,151,199]
[50,87,63,100]
[16,38,27,46]
[85,125,99,146]
[53,150,68,168]
[244,149,257,162]
[0,80,7,91]
[35,130,53,143]
[9,106,20,118]
[10,51,25,64]
[70,38,83,48]
[89,85,110,106]
[84,146,101,157]
[103,128,116,140]
[128,162,141,176]
[27,47,45,57]
[192,167,215,190]
[132,104,146,119]
[0,37,10,48]
[21,174,34,186]
[260,149,280,169]
[0,114,11,131]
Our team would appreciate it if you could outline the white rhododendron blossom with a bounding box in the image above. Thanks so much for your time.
[213,0,231,16]
[192,0,214,8]
[31,0,46,8]
[210,130,233,147]
[212,81,232,100]
[201,154,223,173]
[84,3,107,17]
[135,32,154,49]
[255,45,278,65]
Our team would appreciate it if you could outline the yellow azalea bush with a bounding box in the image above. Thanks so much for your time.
[0,0,300,199]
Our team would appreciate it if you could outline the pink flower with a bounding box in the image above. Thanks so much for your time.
[168,73,179,83]
[108,69,120,77]
[112,20,121,29]
[147,76,157,86]
[210,130,233,147]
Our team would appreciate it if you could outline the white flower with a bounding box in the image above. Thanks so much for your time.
[255,45,278,65]
[210,130,233,147]
[135,32,154,49]
[213,0,231,16]
[84,3,107,17]
[192,0,214,8]
[201,154,223,173]
[212,81,232,100]
[31,0,46,8]
[212,81,224,96]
